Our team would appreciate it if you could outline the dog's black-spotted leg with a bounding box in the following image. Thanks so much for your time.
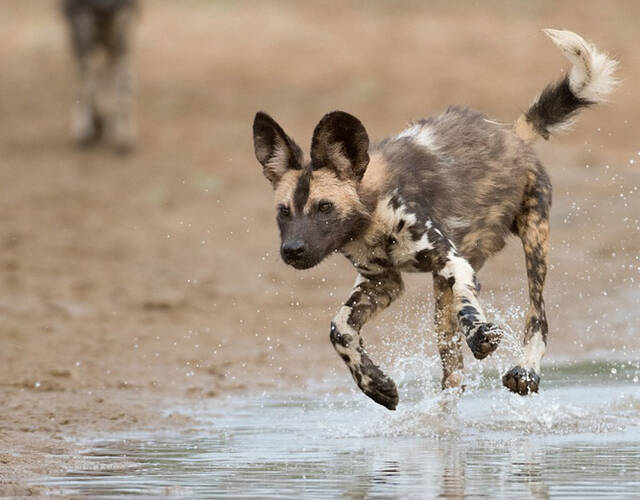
[503,168,551,395]
[425,227,504,360]
[330,271,404,410]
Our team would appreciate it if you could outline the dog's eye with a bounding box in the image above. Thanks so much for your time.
[278,205,290,217]
[318,201,334,214]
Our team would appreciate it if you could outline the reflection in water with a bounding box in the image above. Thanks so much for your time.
[41,362,640,498]
[438,441,465,500]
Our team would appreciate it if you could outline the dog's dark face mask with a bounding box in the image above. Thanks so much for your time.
[253,111,371,269]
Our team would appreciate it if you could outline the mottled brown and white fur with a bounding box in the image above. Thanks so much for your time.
[253,30,617,410]
[62,0,138,152]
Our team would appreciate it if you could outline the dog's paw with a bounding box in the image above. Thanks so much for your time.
[73,113,103,149]
[355,352,399,410]
[361,374,399,411]
[113,139,135,156]
[74,129,99,149]
[112,129,136,155]
[466,322,503,360]
[502,365,540,395]
[441,371,465,391]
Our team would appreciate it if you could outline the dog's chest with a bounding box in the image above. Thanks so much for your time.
[341,240,392,275]
[341,226,434,275]
[341,194,442,275]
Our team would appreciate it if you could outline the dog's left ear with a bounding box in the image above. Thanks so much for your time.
[310,111,370,181]
[253,112,304,187]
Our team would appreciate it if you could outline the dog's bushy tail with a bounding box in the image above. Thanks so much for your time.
[514,29,618,143]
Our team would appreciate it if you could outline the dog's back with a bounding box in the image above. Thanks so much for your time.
[366,106,542,268]
[365,28,617,270]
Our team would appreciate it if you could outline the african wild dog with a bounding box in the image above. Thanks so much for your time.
[62,0,138,152]
[253,30,617,410]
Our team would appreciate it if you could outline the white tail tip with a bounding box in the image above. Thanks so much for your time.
[542,28,618,103]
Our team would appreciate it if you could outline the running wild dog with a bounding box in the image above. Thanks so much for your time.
[253,30,617,410]
[62,0,138,152]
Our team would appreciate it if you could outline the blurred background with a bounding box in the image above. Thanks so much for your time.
[1,0,639,466]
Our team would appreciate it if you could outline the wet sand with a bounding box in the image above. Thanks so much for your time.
[1,0,639,493]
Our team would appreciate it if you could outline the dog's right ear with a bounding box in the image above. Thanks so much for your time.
[253,112,303,186]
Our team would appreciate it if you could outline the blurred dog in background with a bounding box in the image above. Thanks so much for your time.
[62,0,138,152]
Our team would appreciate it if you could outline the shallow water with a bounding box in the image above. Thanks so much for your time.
[43,362,640,498]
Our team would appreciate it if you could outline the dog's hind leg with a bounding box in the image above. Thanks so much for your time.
[330,271,404,410]
[105,7,137,153]
[503,167,552,395]
[434,275,464,390]
[68,11,101,146]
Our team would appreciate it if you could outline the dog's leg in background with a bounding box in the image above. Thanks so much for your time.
[434,276,464,391]
[503,167,552,394]
[106,7,136,152]
[330,271,404,410]
[68,11,100,146]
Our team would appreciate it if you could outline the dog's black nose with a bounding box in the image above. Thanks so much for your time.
[282,240,307,261]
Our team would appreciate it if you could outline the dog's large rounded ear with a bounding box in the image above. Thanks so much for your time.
[310,111,370,181]
[253,112,303,186]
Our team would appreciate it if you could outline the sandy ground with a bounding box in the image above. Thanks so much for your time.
[1,0,639,493]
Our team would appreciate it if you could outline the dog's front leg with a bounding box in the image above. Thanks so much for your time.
[432,244,503,360]
[330,271,404,410]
